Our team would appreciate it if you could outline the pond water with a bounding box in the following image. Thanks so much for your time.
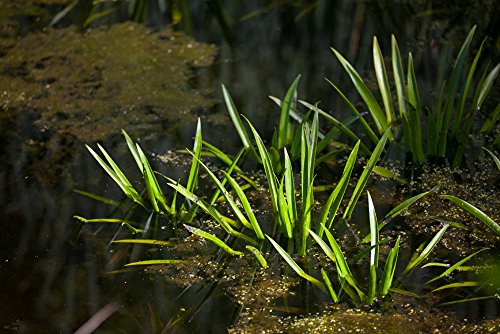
[0,1,499,333]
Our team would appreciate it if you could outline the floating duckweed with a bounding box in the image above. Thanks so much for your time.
[0,22,217,141]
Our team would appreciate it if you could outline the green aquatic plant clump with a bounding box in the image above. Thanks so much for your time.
[78,91,497,310]
[328,26,499,166]
[74,24,499,328]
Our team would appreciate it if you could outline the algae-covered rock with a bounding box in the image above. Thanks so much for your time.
[0,22,216,141]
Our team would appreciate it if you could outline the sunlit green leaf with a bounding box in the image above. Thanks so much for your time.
[426,248,488,284]
[442,195,500,236]
[431,281,479,293]
[246,245,268,268]
[185,224,244,256]
[112,239,175,246]
[267,235,326,291]
[403,223,449,274]
[343,128,390,221]
[278,75,301,148]
[380,236,400,297]
[125,259,189,267]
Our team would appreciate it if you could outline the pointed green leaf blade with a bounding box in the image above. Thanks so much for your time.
[441,195,500,236]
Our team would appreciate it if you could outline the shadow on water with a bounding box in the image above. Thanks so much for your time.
[0,0,499,333]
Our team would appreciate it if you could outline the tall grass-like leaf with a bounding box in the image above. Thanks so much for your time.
[321,226,365,299]
[222,85,253,153]
[222,170,264,239]
[299,111,318,255]
[422,262,476,271]
[202,140,243,172]
[343,128,391,221]
[483,147,500,171]
[428,81,447,156]
[123,132,170,212]
[392,35,418,161]
[455,63,500,164]
[192,152,253,230]
[86,145,146,209]
[384,191,430,220]
[167,182,257,246]
[278,75,301,148]
[475,63,500,110]
[112,239,175,246]
[372,166,407,184]
[407,53,425,162]
[403,223,449,275]
[317,141,360,238]
[290,119,304,160]
[359,190,430,242]
[438,26,476,156]
[98,143,137,193]
[367,192,379,304]
[245,118,281,225]
[245,245,268,268]
[278,179,293,238]
[332,48,390,137]
[452,38,486,136]
[315,148,349,167]
[122,130,144,172]
[391,35,407,119]
[426,248,488,284]
[125,259,189,267]
[266,235,326,291]
[74,216,132,224]
[438,295,500,306]
[407,53,420,112]
[321,268,339,303]
[380,236,400,297]
[308,228,337,263]
[301,111,318,191]
[209,147,247,205]
[137,145,165,212]
[373,36,395,124]
[317,115,360,154]
[441,195,500,236]
[136,146,159,211]
[431,281,479,293]
[187,118,202,193]
[337,272,362,303]
[184,224,244,255]
[324,79,379,146]
[74,216,143,233]
[454,64,499,166]
[284,149,298,228]
[299,100,371,155]
[269,95,306,125]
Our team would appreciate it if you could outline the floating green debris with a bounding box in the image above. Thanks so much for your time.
[0,22,216,141]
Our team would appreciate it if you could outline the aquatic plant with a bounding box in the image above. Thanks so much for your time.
[483,147,500,172]
[83,129,177,215]
[328,26,499,166]
[208,87,392,256]
[73,26,499,326]
[442,195,500,237]
[75,90,498,317]
[269,191,451,306]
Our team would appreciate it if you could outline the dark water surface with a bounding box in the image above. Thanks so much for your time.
[0,1,499,333]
